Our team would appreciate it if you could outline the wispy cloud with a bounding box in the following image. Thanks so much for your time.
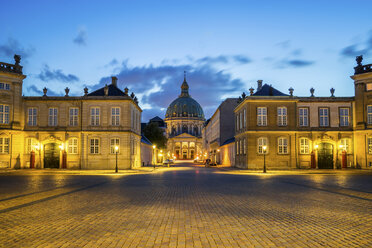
[90,55,247,121]
[196,55,252,65]
[340,30,372,57]
[73,28,87,46]
[37,65,79,82]
[281,59,315,68]
[0,38,34,61]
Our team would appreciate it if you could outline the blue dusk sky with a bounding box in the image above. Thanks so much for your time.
[1,0,372,121]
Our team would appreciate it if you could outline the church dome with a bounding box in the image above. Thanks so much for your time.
[165,74,205,120]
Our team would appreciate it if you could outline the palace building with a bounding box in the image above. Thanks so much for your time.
[164,73,205,160]
[0,55,142,169]
[233,56,372,170]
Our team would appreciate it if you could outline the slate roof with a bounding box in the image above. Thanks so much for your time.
[150,116,163,122]
[141,135,152,145]
[253,84,288,96]
[88,84,129,97]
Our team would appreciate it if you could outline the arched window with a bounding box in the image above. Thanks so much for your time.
[194,126,198,136]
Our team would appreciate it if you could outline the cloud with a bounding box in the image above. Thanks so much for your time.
[37,65,79,82]
[0,38,34,61]
[276,40,291,49]
[340,30,372,58]
[196,55,251,65]
[283,59,315,67]
[90,56,247,121]
[27,85,58,96]
[73,29,87,46]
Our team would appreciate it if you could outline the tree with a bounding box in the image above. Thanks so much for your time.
[143,122,167,149]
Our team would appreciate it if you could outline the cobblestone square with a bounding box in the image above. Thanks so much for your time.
[0,165,371,247]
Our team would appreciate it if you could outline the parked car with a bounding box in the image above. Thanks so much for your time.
[163,159,174,166]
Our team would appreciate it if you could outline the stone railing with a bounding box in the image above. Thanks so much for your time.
[354,64,372,75]
[0,62,23,74]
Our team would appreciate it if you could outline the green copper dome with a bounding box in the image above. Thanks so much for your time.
[165,75,205,120]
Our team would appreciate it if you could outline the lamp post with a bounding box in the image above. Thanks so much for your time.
[263,145,267,173]
[152,145,156,168]
[115,145,119,173]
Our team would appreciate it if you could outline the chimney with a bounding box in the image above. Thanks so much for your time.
[111,76,118,87]
[257,80,263,91]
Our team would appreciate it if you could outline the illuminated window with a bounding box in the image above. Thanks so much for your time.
[68,138,78,154]
[0,105,9,124]
[257,137,268,154]
[257,107,267,126]
[299,108,308,127]
[26,138,37,154]
[28,108,37,126]
[48,108,58,126]
[277,107,287,126]
[0,137,10,154]
[319,108,329,127]
[278,137,288,154]
[243,139,246,154]
[368,106,372,125]
[239,140,242,154]
[236,140,239,155]
[339,108,349,127]
[340,138,350,153]
[69,108,79,126]
[91,107,100,126]
[89,138,99,154]
[110,138,120,154]
[368,138,372,154]
[111,107,120,126]
[299,138,309,154]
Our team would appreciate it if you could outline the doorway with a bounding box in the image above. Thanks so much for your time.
[44,143,60,168]
[317,143,333,169]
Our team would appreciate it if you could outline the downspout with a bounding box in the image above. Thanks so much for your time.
[10,134,13,168]
[80,100,83,169]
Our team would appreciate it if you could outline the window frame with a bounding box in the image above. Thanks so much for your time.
[368,137,372,154]
[48,107,58,126]
[277,107,287,126]
[257,107,267,126]
[0,104,10,124]
[69,107,79,127]
[89,138,100,154]
[90,107,100,126]
[278,137,288,154]
[26,137,37,154]
[68,138,78,154]
[111,107,120,126]
[339,107,350,127]
[298,107,309,127]
[319,107,330,127]
[257,137,268,154]
[299,138,310,154]
[340,138,351,154]
[110,138,120,154]
[27,107,37,126]
[367,105,372,125]
[0,137,10,154]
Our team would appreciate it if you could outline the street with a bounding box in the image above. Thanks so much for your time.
[0,164,371,247]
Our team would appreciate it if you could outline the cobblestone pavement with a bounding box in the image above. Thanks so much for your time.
[0,164,371,247]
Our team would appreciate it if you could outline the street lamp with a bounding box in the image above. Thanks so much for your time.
[115,145,119,173]
[263,145,267,173]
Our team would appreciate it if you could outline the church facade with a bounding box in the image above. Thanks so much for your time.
[164,74,204,160]
[0,55,142,170]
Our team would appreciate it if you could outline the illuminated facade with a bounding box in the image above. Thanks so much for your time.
[0,55,142,169]
[164,74,204,160]
[234,56,372,170]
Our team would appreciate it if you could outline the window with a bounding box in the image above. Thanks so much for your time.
[239,112,243,129]
[0,83,10,90]
[368,138,372,154]
[0,137,10,154]
[28,108,37,126]
[26,138,37,154]
[243,109,246,128]
[48,108,58,126]
[340,139,350,153]
[243,139,246,154]
[258,137,268,154]
[368,106,372,125]
[91,107,100,126]
[278,137,288,154]
[239,140,242,154]
[299,138,309,154]
[277,107,287,126]
[111,107,120,126]
[299,108,308,127]
[110,138,120,154]
[236,115,239,130]
[257,107,267,126]
[89,138,99,154]
[236,140,239,155]
[69,108,79,126]
[68,138,78,154]
[0,105,10,124]
[319,108,329,127]
[339,108,349,127]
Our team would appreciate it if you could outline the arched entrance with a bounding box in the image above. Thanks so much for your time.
[317,142,333,169]
[44,143,60,168]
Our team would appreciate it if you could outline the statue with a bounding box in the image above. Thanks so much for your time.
[330,88,335,97]
[249,87,254,96]
[124,87,129,95]
[43,87,47,96]
[84,87,88,96]
[65,87,70,97]
[288,87,294,96]
[310,87,315,97]
[356,55,363,66]
[14,54,21,65]
[242,92,246,99]
[130,92,135,98]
